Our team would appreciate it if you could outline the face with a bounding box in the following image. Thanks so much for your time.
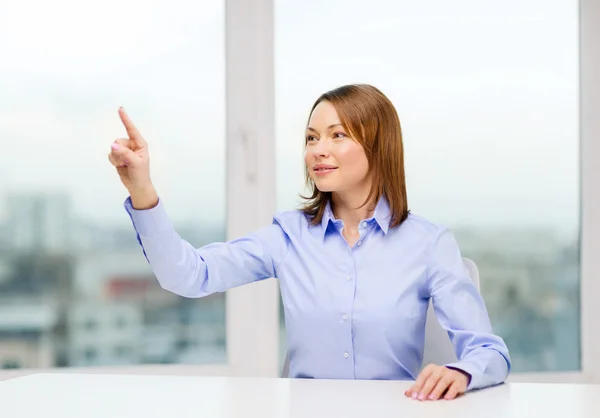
[304,101,370,194]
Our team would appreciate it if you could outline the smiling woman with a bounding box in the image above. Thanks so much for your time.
[276,0,580,379]
[116,81,510,400]
[302,85,408,234]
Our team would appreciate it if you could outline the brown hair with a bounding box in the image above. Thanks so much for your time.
[301,84,409,229]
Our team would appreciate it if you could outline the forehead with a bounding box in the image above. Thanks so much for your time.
[308,101,341,127]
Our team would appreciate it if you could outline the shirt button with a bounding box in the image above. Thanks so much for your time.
[343,352,349,358]
[357,241,362,246]
[361,221,367,228]
[346,276,352,281]
[342,314,348,320]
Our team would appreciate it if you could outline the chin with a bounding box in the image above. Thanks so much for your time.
[312,180,339,193]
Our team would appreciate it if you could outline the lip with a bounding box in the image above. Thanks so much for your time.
[313,164,338,176]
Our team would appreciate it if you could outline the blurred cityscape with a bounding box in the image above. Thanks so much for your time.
[0,191,226,370]
[0,191,580,373]
[452,226,580,372]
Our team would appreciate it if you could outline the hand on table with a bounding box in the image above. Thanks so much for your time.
[405,364,470,401]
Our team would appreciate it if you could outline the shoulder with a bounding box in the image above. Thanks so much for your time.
[273,209,308,224]
[392,213,460,255]
[272,209,311,232]
[247,210,308,264]
[398,212,450,239]
[399,214,465,269]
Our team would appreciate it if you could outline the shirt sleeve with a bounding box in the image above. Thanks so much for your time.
[426,227,512,391]
[124,197,290,298]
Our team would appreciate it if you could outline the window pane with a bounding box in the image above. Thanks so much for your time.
[276,0,579,373]
[0,0,226,368]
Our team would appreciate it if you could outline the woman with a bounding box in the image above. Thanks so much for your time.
[108,84,510,401]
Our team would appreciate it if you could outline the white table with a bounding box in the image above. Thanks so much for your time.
[1,373,599,418]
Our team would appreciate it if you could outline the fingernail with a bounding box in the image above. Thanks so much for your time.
[411,393,418,400]
[418,393,425,401]
[428,395,435,400]
[444,395,451,400]
[111,143,119,150]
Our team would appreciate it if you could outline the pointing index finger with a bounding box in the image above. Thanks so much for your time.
[118,107,145,144]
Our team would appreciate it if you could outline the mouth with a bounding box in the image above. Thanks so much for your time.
[313,165,338,176]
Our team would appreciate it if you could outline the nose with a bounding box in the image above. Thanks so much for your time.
[312,139,330,157]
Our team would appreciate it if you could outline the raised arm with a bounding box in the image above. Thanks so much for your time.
[108,107,288,298]
[125,197,289,297]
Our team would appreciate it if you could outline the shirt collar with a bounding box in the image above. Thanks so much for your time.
[372,196,391,234]
[320,195,391,238]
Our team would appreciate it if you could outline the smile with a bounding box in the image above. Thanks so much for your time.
[313,166,338,175]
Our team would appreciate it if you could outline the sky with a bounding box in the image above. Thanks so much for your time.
[0,0,579,235]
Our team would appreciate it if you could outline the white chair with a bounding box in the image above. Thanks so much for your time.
[280,257,480,378]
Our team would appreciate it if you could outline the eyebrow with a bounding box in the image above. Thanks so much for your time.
[306,124,344,133]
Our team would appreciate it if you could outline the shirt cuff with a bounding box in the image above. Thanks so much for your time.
[444,362,477,392]
[123,196,173,237]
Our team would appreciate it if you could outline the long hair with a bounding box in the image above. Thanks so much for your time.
[301,84,409,229]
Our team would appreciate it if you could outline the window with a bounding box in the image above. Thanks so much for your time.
[275,0,580,373]
[0,0,228,368]
[2,0,592,381]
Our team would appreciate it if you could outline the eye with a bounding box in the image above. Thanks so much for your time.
[306,135,318,143]
[333,132,347,139]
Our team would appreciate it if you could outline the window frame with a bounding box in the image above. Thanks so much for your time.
[223,0,279,376]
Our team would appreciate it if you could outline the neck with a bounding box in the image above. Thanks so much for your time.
[331,190,377,232]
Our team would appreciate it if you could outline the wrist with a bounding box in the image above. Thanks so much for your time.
[445,366,472,385]
[129,184,159,210]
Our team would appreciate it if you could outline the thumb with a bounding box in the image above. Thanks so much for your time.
[110,142,140,167]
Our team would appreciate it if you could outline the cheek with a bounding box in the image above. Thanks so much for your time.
[304,149,315,178]
[336,144,369,173]
[304,149,312,166]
